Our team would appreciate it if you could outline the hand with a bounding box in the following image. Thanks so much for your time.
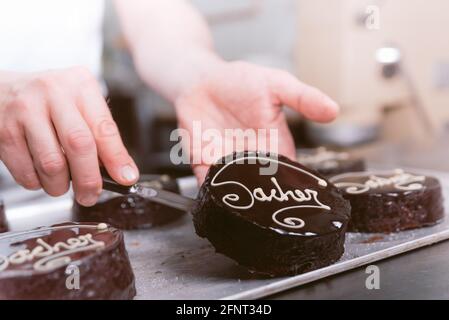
[0,67,139,206]
[174,59,339,183]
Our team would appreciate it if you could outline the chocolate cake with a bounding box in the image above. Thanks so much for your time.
[0,222,136,300]
[297,147,365,177]
[0,200,7,233]
[73,174,185,229]
[330,169,444,233]
[192,151,351,276]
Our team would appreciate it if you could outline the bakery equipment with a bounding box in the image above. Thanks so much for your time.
[375,46,434,133]
[296,0,449,143]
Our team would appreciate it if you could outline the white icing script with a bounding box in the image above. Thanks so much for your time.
[330,169,426,194]
[298,147,349,169]
[211,155,330,229]
[0,232,105,273]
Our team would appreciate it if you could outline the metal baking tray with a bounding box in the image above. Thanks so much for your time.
[2,168,449,300]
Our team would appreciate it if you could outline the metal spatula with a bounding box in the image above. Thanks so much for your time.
[101,174,197,212]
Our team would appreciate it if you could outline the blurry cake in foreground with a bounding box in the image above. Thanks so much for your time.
[192,151,351,276]
[73,175,185,230]
[330,169,444,233]
[0,222,136,300]
[297,147,365,177]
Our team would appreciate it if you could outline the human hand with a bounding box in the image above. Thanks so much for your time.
[174,59,339,183]
[0,67,139,206]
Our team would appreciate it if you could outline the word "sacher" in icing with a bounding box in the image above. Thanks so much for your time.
[0,233,105,273]
[298,147,349,168]
[211,155,331,229]
[331,169,426,194]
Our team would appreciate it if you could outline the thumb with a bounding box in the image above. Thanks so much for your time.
[269,70,339,123]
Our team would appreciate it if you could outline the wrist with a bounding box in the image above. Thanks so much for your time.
[135,45,225,103]
[170,48,225,102]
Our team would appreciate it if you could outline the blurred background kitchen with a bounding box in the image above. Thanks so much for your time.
[2,0,449,183]
[102,0,449,177]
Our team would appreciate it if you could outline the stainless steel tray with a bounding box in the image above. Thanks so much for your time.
[3,168,449,300]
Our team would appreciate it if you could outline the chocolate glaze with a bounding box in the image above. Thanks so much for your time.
[73,175,185,229]
[192,151,351,276]
[0,222,136,300]
[209,153,348,236]
[0,201,7,233]
[297,148,365,177]
[330,170,445,233]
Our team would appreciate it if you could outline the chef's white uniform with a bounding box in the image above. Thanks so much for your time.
[0,0,104,79]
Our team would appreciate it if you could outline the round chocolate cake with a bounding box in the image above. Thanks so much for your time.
[192,151,351,276]
[0,200,7,233]
[297,147,365,177]
[330,169,445,233]
[0,222,136,300]
[73,175,185,229]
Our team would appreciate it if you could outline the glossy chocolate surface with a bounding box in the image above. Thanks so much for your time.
[330,170,445,233]
[297,147,365,176]
[0,222,116,274]
[330,170,437,195]
[208,152,349,236]
[73,175,184,229]
[192,151,351,276]
[0,222,136,300]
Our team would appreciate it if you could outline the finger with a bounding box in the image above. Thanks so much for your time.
[272,116,297,161]
[193,165,209,185]
[48,90,102,207]
[0,124,41,190]
[76,84,139,186]
[23,114,70,196]
[269,70,339,123]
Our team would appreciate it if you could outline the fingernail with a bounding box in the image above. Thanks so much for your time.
[324,96,339,112]
[79,195,97,207]
[121,165,137,182]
